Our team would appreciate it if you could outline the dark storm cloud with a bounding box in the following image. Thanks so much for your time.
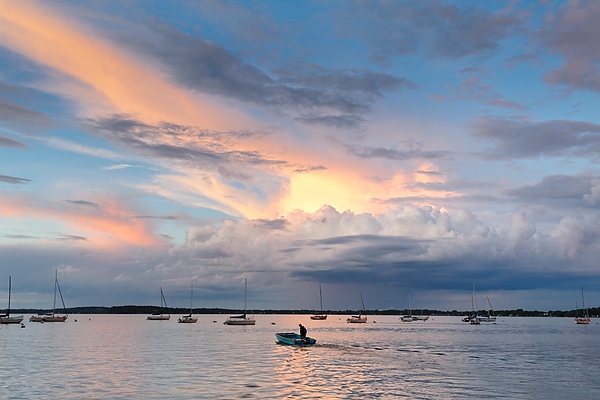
[471,117,600,159]
[538,0,600,92]
[286,233,543,291]
[0,174,31,184]
[287,234,431,284]
[334,0,522,64]
[0,135,26,148]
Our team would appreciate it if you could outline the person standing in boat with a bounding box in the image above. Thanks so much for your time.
[299,323,307,339]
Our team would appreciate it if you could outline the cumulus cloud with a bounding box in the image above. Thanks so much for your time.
[163,204,591,297]
[584,178,600,205]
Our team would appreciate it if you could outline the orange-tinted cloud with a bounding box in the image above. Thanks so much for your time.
[0,193,166,250]
[0,1,254,131]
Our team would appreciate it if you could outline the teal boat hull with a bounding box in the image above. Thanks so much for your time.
[275,332,316,345]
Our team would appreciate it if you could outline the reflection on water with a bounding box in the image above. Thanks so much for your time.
[0,315,599,399]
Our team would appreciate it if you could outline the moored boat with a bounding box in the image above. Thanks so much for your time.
[0,276,23,324]
[347,292,367,323]
[147,287,170,320]
[574,286,590,325]
[29,269,68,323]
[178,283,198,323]
[224,279,255,325]
[479,297,497,323]
[465,283,480,325]
[400,293,429,322]
[275,332,316,345]
[310,284,327,320]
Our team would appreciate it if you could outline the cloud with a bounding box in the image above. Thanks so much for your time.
[105,19,414,128]
[65,199,100,208]
[102,163,147,171]
[344,142,452,161]
[432,69,528,110]
[0,192,169,250]
[0,135,26,148]
[163,203,598,299]
[0,174,31,184]
[0,2,255,131]
[84,114,284,174]
[584,178,600,205]
[507,175,597,206]
[471,116,600,159]
[333,0,522,64]
[539,0,600,92]
[0,94,51,132]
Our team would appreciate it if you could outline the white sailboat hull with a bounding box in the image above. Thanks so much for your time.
[147,314,170,320]
[178,315,197,323]
[347,315,367,323]
[224,317,255,325]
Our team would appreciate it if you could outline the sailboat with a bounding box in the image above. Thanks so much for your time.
[574,286,591,325]
[147,287,170,320]
[401,292,415,322]
[469,284,480,325]
[224,279,255,325]
[29,269,68,322]
[310,284,327,320]
[347,292,367,323]
[399,291,429,322]
[479,296,497,323]
[0,276,24,324]
[178,284,198,323]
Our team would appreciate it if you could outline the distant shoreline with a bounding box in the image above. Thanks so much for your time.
[13,305,599,318]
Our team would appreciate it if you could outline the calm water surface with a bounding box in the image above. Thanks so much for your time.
[1,314,598,399]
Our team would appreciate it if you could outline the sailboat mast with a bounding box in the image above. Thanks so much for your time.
[7,276,11,317]
[360,291,365,315]
[190,284,193,314]
[581,286,586,315]
[472,283,478,315]
[319,284,323,312]
[53,269,58,316]
[244,279,247,315]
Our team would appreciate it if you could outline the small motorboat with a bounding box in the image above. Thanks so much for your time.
[275,332,316,345]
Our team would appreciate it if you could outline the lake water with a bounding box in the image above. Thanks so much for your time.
[1,314,598,399]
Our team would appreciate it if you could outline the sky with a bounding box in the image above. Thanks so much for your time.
[1,0,600,313]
